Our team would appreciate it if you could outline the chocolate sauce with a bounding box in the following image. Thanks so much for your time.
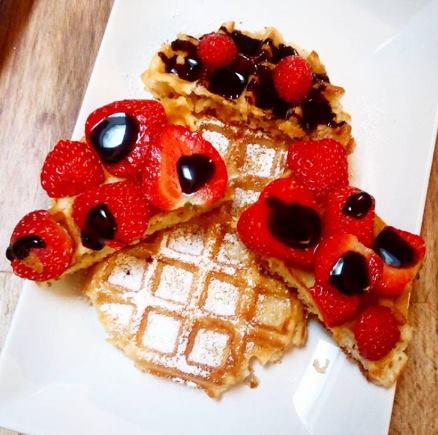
[329,251,370,295]
[81,204,117,250]
[208,67,247,100]
[90,113,139,164]
[177,154,215,194]
[313,73,330,83]
[159,51,203,83]
[266,197,321,249]
[171,39,197,56]
[342,191,373,218]
[6,235,46,261]
[299,88,338,131]
[230,30,262,57]
[270,42,298,64]
[373,227,416,268]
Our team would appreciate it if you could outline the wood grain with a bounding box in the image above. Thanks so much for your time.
[0,1,436,434]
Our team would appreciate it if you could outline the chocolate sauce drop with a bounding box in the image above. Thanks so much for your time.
[300,88,337,131]
[343,192,373,218]
[373,227,416,268]
[81,204,117,250]
[266,197,321,249]
[177,154,215,194]
[159,52,203,82]
[208,67,247,100]
[230,30,263,57]
[329,251,370,295]
[90,113,139,164]
[6,236,46,261]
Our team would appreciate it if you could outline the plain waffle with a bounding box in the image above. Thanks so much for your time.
[84,121,307,397]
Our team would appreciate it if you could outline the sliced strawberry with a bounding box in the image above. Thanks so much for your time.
[309,283,361,327]
[142,124,227,211]
[324,186,375,246]
[372,226,425,297]
[315,234,383,296]
[287,138,348,199]
[41,140,105,198]
[85,100,167,179]
[6,210,74,281]
[237,178,322,268]
[353,305,401,361]
[72,181,149,250]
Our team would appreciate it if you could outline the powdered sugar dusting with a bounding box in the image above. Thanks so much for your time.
[201,130,230,157]
[107,256,145,291]
[188,329,230,367]
[243,143,276,177]
[204,279,239,316]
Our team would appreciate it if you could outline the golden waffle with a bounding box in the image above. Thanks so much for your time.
[143,22,354,152]
[84,121,307,397]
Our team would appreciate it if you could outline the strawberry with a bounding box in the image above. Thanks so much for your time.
[142,124,227,211]
[372,226,425,297]
[6,210,74,281]
[272,55,313,103]
[237,178,322,268]
[40,140,105,198]
[309,283,361,327]
[287,138,348,199]
[85,100,167,179]
[353,305,401,361]
[72,181,149,250]
[324,186,375,246]
[314,233,383,296]
[198,33,238,70]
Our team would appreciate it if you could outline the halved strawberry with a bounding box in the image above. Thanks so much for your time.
[287,138,348,199]
[324,186,375,246]
[372,226,425,297]
[41,140,105,198]
[315,233,383,296]
[72,181,149,250]
[6,210,74,281]
[142,124,228,211]
[237,178,322,268]
[309,283,361,327]
[85,100,167,179]
[353,305,401,361]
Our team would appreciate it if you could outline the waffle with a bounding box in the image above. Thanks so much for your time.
[264,215,418,387]
[84,122,307,397]
[143,22,355,152]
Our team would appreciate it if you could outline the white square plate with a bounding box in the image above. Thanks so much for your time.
[1,1,437,434]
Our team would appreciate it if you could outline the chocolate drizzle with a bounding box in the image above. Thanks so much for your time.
[177,154,215,194]
[343,192,373,218]
[329,251,370,295]
[158,26,337,131]
[81,204,117,250]
[266,197,321,249]
[6,236,46,261]
[373,227,416,268]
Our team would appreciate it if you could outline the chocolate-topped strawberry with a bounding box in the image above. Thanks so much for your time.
[237,178,322,268]
[314,233,383,296]
[6,210,74,281]
[372,226,425,297]
[324,186,375,246]
[142,124,228,211]
[85,100,167,179]
[72,181,149,250]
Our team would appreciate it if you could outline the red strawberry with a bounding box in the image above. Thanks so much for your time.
[273,55,313,103]
[309,283,361,327]
[6,210,74,281]
[287,138,348,199]
[198,33,238,70]
[40,140,105,198]
[85,100,167,179]
[314,233,383,296]
[142,124,227,211]
[237,178,322,268]
[353,305,401,361]
[324,186,375,246]
[372,226,425,297]
[72,181,149,250]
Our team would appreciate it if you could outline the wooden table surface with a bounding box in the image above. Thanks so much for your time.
[0,1,436,434]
